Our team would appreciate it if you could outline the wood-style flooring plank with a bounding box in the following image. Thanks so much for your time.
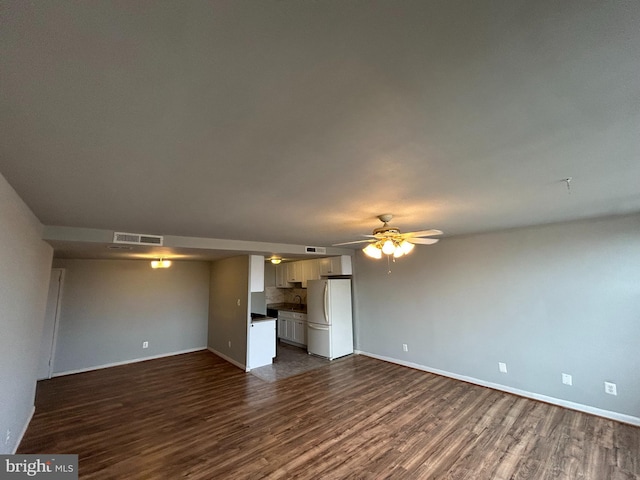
[18,351,640,479]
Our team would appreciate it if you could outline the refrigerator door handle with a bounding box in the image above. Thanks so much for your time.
[308,324,330,331]
[323,282,329,324]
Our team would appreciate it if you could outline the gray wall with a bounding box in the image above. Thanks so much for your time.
[353,214,640,420]
[0,173,52,453]
[51,259,210,374]
[251,291,267,315]
[208,256,249,368]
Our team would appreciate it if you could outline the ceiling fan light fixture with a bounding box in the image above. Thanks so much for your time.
[363,243,383,259]
[338,214,441,264]
[400,240,415,254]
[381,239,395,255]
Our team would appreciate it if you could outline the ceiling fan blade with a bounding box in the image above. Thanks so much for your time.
[408,237,439,245]
[332,239,374,246]
[404,229,443,238]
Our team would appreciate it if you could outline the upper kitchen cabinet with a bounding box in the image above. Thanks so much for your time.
[250,255,265,292]
[286,261,303,283]
[275,264,291,288]
[274,256,352,288]
[301,259,320,287]
[319,255,352,276]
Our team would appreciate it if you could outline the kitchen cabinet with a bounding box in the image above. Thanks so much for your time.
[277,311,308,346]
[275,257,351,288]
[301,259,320,287]
[277,317,288,338]
[293,319,307,345]
[286,261,303,283]
[275,264,292,288]
[284,318,295,340]
[319,255,352,276]
[278,318,295,342]
[250,255,265,292]
[249,319,276,369]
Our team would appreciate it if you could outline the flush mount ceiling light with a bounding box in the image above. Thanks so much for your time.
[150,258,172,269]
[334,214,442,260]
[268,256,295,264]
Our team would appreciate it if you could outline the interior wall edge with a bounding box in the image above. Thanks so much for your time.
[207,347,247,372]
[12,406,35,455]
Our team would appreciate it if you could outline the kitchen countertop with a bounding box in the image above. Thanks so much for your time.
[267,303,307,314]
[250,313,277,322]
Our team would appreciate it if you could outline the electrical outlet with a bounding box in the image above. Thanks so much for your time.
[562,373,572,386]
[402,344,408,352]
[236,299,241,306]
[498,362,508,374]
[5,429,10,445]
[142,341,149,349]
[604,381,617,396]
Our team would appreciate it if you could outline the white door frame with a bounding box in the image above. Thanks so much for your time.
[38,268,65,380]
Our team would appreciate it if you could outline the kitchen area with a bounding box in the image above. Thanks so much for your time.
[248,255,354,378]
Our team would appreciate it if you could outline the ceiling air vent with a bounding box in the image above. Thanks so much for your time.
[113,232,163,246]
[305,246,327,254]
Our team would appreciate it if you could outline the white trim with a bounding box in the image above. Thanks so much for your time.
[52,347,207,377]
[13,405,35,454]
[207,347,247,371]
[355,350,640,427]
[45,268,64,379]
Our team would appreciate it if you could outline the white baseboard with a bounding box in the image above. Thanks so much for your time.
[355,350,640,427]
[52,347,207,377]
[207,347,247,371]
[13,405,35,454]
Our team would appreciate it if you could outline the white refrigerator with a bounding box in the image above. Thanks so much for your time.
[307,279,353,360]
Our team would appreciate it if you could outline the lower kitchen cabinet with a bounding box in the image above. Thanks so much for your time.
[278,311,308,346]
[293,320,307,345]
[278,318,288,339]
[249,319,276,369]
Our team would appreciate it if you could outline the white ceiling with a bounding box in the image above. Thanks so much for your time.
[1,1,639,259]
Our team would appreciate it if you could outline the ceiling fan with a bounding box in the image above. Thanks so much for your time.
[333,214,442,259]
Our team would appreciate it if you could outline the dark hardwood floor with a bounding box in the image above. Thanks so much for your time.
[19,351,639,479]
